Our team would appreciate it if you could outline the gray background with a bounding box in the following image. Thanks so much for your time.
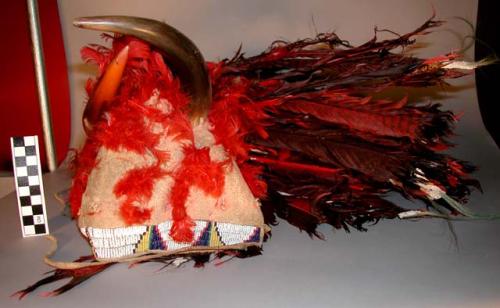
[1,0,500,307]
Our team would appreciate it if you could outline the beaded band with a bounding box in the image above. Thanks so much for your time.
[81,220,263,260]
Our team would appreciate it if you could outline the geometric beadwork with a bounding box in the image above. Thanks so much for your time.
[81,220,262,260]
[10,136,49,237]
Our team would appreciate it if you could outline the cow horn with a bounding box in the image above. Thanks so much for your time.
[74,16,211,120]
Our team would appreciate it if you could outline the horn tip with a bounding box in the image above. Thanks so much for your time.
[73,16,109,28]
[73,17,89,28]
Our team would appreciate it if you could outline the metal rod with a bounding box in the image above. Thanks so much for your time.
[26,0,57,172]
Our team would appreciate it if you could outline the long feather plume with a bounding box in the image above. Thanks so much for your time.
[17,15,486,297]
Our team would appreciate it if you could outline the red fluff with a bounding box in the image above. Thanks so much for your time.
[70,36,189,220]
[69,139,100,217]
[165,110,194,142]
[96,104,161,154]
[239,163,267,198]
[169,146,227,242]
[209,76,279,164]
[113,165,166,224]
[119,199,152,225]
[20,16,486,299]
[72,16,479,241]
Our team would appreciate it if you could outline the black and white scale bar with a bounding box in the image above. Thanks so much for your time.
[10,136,49,237]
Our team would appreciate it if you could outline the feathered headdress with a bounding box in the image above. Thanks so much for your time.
[15,15,489,298]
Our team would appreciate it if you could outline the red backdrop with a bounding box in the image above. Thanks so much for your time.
[0,0,71,171]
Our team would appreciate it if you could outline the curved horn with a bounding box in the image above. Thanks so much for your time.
[74,16,211,120]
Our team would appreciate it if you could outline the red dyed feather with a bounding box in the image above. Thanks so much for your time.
[282,98,423,140]
[169,146,227,242]
[70,16,479,234]
[69,37,189,218]
[114,165,167,224]
[21,15,485,298]
[239,163,267,198]
[69,139,100,217]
